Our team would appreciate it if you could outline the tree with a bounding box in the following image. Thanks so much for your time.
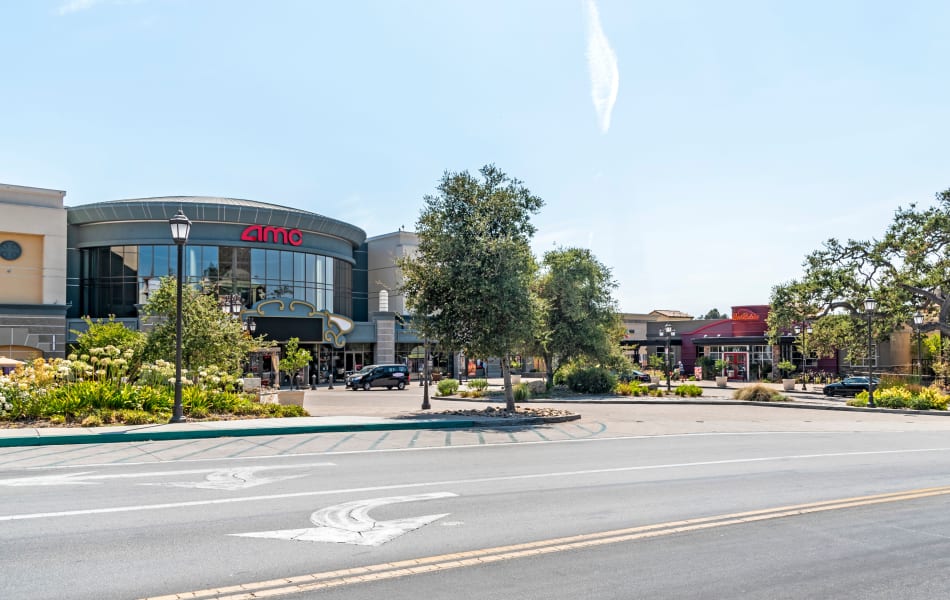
[701,308,723,320]
[534,247,623,386]
[769,189,950,366]
[140,277,269,375]
[71,316,147,375]
[280,337,312,389]
[399,165,543,410]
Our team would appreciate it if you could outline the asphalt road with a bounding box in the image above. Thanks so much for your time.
[3,400,950,599]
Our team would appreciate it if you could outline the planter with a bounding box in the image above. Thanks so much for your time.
[510,374,522,386]
[782,378,796,391]
[715,376,727,388]
[277,390,305,406]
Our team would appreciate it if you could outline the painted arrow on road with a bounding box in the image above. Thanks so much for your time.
[232,492,458,546]
[0,462,333,489]
[144,466,311,491]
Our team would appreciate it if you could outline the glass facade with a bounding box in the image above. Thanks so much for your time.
[79,245,352,319]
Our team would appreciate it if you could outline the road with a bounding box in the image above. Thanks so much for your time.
[3,398,950,599]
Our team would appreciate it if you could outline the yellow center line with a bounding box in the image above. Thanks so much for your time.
[140,485,950,600]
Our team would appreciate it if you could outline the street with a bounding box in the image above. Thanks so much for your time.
[3,396,950,599]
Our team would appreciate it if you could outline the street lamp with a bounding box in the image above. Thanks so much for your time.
[422,340,431,410]
[327,345,334,389]
[169,209,191,423]
[865,297,876,408]
[659,323,675,392]
[793,322,813,391]
[913,309,924,378]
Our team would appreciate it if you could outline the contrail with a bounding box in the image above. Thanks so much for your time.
[584,0,619,133]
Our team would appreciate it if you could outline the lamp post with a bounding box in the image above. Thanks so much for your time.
[865,297,876,408]
[422,340,431,410]
[168,209,191,423]
[327,345,334,389]
[793,322,813,391]
[659,323,675,392]
[913,309,924,378]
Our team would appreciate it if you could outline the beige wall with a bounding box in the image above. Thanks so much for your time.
[0,184,67,306]
[366,230,418,315]
[0,232,43,303]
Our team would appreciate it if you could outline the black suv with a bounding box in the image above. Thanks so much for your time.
[346,364,410,390]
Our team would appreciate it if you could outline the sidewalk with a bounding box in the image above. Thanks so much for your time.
[0,378,942,448]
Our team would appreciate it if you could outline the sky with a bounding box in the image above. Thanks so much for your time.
[3,0,949,318]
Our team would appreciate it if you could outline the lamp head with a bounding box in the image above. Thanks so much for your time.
[169,210,192,245]
[864,297,877,313]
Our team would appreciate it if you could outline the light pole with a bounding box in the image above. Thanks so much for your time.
[659,323,675,392]
[169,209,191,423]
[422,340,431,410]
[913,309,924,378]
[327,345,334,389]
[865,297,876,408]
[794,322,812,391]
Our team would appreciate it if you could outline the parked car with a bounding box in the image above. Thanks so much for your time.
[823,376,880,397]
[346,364,410,390]
[628,370,652,383]
[615,370,652,383]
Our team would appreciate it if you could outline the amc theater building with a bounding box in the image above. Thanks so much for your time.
[59,195,423,380]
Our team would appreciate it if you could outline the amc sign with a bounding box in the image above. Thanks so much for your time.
[241,225,303,247]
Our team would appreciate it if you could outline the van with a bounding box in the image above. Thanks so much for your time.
[346,364,410,390]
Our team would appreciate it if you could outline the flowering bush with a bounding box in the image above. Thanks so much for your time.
[848,385,949,410]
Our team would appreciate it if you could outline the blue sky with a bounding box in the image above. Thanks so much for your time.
[3,1,949,318]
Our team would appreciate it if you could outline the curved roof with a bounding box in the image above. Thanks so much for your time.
[67,196,366,247]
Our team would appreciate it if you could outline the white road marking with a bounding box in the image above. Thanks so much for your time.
[8,431,848,471]
[2,447,950,521]
[0,462,334,488]
[232,492,457,546]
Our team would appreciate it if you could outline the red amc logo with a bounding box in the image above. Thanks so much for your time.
[240,225,304,247]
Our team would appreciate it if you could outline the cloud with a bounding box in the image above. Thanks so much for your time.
[583,0,619,133]
[56,0,144,16]
[57,0,103,15]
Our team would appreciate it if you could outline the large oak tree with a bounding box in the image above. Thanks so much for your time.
[399,165,543,409]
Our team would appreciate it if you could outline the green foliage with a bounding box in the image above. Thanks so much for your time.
[647,354,665,373]
[674,384,703,397]
[733,385,785,402]
[714,359,729,376]
[398,165,543,410]
[534,247,623,379]
[615,381,649,396]
[436,378,460,396]
[776,360,797,378]
[280,337,313,384]
[512,382,530,402]
[140,276,271,375]
[566,366,617,394]
[849,385,949,410]
[468,378,489,391]
[702,308,724,319]
[72,317,146,376]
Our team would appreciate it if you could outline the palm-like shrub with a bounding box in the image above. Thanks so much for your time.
[733,384,785,402]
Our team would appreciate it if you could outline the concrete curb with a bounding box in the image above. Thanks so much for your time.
[0,414,581,448]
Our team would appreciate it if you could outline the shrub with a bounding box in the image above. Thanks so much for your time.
[566,367,617,394]
[849,385,950,410]
[437,378,460,396]
[278,404,308,417]
[513,382,530,402]
[674,384,703,397]
[81,414,103,427]
[553,363,576,386]
[468,378,489,391]
[733,384,785,402]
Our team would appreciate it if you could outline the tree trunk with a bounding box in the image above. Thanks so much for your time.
[544,352,554,388]
[502,355,515,411]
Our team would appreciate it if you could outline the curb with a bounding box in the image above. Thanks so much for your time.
[0,415,579,448]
